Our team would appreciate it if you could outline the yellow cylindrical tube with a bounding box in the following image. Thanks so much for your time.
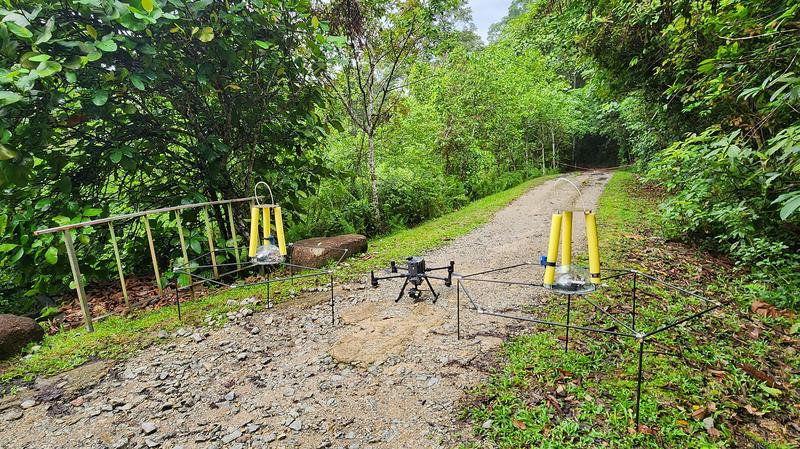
[585,211,601,284]
[248,206,259,258]
[262,207,271,245]
[543,213,562,286]
[561,210,572,267]
[274,206,287,256]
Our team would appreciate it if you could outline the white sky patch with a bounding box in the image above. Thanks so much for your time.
[468,0,514,42]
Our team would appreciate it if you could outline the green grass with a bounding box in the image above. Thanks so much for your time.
[461,171,800,448]
[0,174,555,389]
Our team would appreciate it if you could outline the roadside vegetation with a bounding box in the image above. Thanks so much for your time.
[461,171,800,448]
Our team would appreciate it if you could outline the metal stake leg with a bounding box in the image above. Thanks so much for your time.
[565,294,571,353]
[635,338,645,429]
[330,272,335,326]
[632,273,637,331]
[267,270,271,309]
[457,280,461,340]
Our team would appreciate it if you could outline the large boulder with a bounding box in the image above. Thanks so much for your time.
[291,234,368,268]
[0,314,44,360]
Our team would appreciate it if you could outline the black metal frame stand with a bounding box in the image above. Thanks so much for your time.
[172,248,338,325]
[456,263,722,429]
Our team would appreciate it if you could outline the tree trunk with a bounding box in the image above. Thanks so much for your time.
[551,128,556,170]
[368,132,381,225]
[541,141,546,173]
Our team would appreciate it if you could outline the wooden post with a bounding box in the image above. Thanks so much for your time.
[227,203,241,269]
[63,230,93,332]
[203,206,219,278]
[174,211,194,299]
[107,223,130,311]
[142,215,163,296]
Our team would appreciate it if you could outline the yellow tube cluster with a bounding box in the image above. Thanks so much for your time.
[542,209,602,287]
[248,205,288,258]
[585,211,601,284]
[543,213,562,286]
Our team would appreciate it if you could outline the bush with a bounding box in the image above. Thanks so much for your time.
[644,126,800,309]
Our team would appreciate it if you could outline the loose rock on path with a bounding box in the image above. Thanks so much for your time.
[0,172,611,449]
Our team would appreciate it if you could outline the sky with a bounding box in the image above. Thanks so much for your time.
[468,0,514,42]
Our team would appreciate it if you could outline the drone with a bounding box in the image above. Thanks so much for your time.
[371,257,454,303]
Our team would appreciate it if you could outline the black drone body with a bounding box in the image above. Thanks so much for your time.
[371,257,454,303]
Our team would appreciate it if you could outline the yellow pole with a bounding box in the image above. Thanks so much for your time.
[262,207,271,245]
[585,211,601,284]
[561,210,572,268]
[543,213,562,286]
[248,206,259,258]
[274,206,287,256]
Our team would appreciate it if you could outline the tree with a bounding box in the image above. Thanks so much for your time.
[320,0,458,225]
[0,0,331,307]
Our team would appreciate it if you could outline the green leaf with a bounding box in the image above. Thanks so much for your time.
[86,24,97,40]
[87,51,102,62]
[64,55,83,69]
[96,39,117,52]
[130,75,145,90]
[10,247,24,263]
[83,208,102,217]
[311,16,320,28]
[65,71,77,83]
[0,91,22,106]
[254,40,269,49]
[778,194,800,220]
[7,22,33,39]
[141,0,155,13]
[34,17,55,45]
[28,54,51,62]
[197,26,214,42]
[110,149,123,163]
[0,143,16,160]
[759,384,782,397]
[35,198,52,210]
[790,322,800,335]
[34,61,61,77]
[0,243,18,253]
[44,246,58,264]
[92,89,109,106]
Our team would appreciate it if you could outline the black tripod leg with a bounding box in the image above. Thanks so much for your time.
[395,277,409,302]
[424,275,439,303]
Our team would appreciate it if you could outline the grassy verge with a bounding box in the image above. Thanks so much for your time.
[0,174,555,389]
[461,171,800,448]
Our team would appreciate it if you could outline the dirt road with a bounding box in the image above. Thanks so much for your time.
[0,171,611,449]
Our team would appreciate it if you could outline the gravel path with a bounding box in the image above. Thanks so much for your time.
[0,171,611,449]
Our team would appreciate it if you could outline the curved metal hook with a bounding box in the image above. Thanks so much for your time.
[254,181,275,206]
[554,177,583,205]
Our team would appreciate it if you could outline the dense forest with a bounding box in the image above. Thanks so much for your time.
[0,0,798,316]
